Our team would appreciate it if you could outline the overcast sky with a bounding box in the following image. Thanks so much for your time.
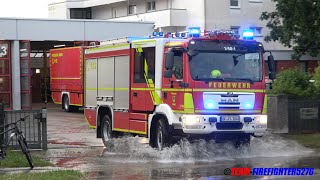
[0,0,56,18]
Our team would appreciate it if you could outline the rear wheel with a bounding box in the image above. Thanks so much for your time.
[155,119,171,150]
[101,115,113,147]
[63,95,71,112]
[18,136,34,169]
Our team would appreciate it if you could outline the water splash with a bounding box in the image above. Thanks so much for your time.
[103,133,314,163]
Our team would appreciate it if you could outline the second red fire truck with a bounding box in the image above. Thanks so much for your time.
[52,28,276,149]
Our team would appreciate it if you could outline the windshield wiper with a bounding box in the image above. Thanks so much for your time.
[224,78,254,84]
[194,76,225,82]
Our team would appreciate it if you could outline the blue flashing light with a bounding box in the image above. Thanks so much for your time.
[188,27,201,37]
[153,31,158,36]
[204,100,216,109]
[244,103,253,109]
[181,33,186,38]
[159,32,164,36]
[243,30,254,40]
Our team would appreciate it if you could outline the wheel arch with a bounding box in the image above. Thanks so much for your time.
[96,105,113,138]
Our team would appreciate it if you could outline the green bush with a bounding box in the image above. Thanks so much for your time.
[312,65,320,91]
[269,68,316,98]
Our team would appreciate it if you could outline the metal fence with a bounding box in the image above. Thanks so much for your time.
[0,103,47,150]
[288,99,320,133]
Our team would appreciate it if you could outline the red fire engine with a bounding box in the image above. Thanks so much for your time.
[50,47,84,112]
[56,28,276,149]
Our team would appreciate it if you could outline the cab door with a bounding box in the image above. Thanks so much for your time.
[162,49,185,112]
[130,46,156,112]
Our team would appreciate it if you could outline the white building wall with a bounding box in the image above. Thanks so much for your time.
[92,5,112,19]
[48,2,69,19]
[47,0,291,52]
[171,0,205,29]
[205,0,289,51]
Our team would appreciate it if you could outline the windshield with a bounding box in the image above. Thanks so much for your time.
[189,52,262,82]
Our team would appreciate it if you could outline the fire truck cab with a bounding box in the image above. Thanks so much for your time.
[84,28,276,150]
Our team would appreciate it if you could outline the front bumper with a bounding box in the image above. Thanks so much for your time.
[177,114,267,136]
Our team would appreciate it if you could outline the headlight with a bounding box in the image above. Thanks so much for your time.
[256,115,267,125]
[181,115,202,125]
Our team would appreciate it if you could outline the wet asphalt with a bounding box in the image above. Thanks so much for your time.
[3,105,320,179]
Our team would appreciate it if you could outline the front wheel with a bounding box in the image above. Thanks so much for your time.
[18,136,34,169]
[155,119,171,150]
[233,134,251,148]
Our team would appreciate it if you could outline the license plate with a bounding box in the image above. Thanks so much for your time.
[220,116,240,122]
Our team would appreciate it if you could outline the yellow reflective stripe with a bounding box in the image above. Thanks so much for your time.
[262,94,267,115]
[184,93,195,113]
[162,88,186,92]
[51,77,81,80]
[113,128,147,135]
[192,89,265,93]
[165,42,184,47]
[113,128,129,133]
[130,130,147,135]
[85,88,129,91]
[70,103,82,106]
[85,117,96,129]
[131,87,157,91]
[132,39,156,44]
[86,43,129,52]
[86,87,265,93]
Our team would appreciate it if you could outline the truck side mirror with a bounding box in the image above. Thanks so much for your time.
[165,51,174,69]
[164,70,173,78]
[268,54,276,80]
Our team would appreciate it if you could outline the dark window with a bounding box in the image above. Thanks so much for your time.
[230,26,240,36]
[134,47,155,83]
[147,1,156,11]
[128,5,136,15]
[172,51,183,79]
[230,0,239,7]
[70,8,92,19]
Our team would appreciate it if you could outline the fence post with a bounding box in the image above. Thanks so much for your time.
[0,103,4,145]
[41,108,48,150]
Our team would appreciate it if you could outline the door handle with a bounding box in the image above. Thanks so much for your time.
[133,92,138,96]
[163,92,167,99]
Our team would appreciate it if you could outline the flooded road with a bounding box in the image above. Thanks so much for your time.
[41,135,320,179]
[40,107,320,179]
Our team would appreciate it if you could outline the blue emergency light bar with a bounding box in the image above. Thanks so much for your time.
[243,29,254,40]
[188,27,201,37]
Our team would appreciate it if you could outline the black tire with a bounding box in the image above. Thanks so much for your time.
[155,119,171,150]
[101,115,113,147]
[63,95,71,112]
[18,137,34,169]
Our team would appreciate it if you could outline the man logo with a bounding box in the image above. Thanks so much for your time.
[221,98,239,103]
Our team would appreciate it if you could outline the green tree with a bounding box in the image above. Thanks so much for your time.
[260,0,320,60]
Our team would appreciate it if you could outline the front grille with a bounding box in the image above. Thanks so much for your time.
[216,122,243,130]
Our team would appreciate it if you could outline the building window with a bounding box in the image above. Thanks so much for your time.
[250,27,263,36]
[249,0,262,3]
[147,1,156,11]
[70,8,91,19]
[230,26,240,36]
[230,0,240,8]
[128,5,136,15]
